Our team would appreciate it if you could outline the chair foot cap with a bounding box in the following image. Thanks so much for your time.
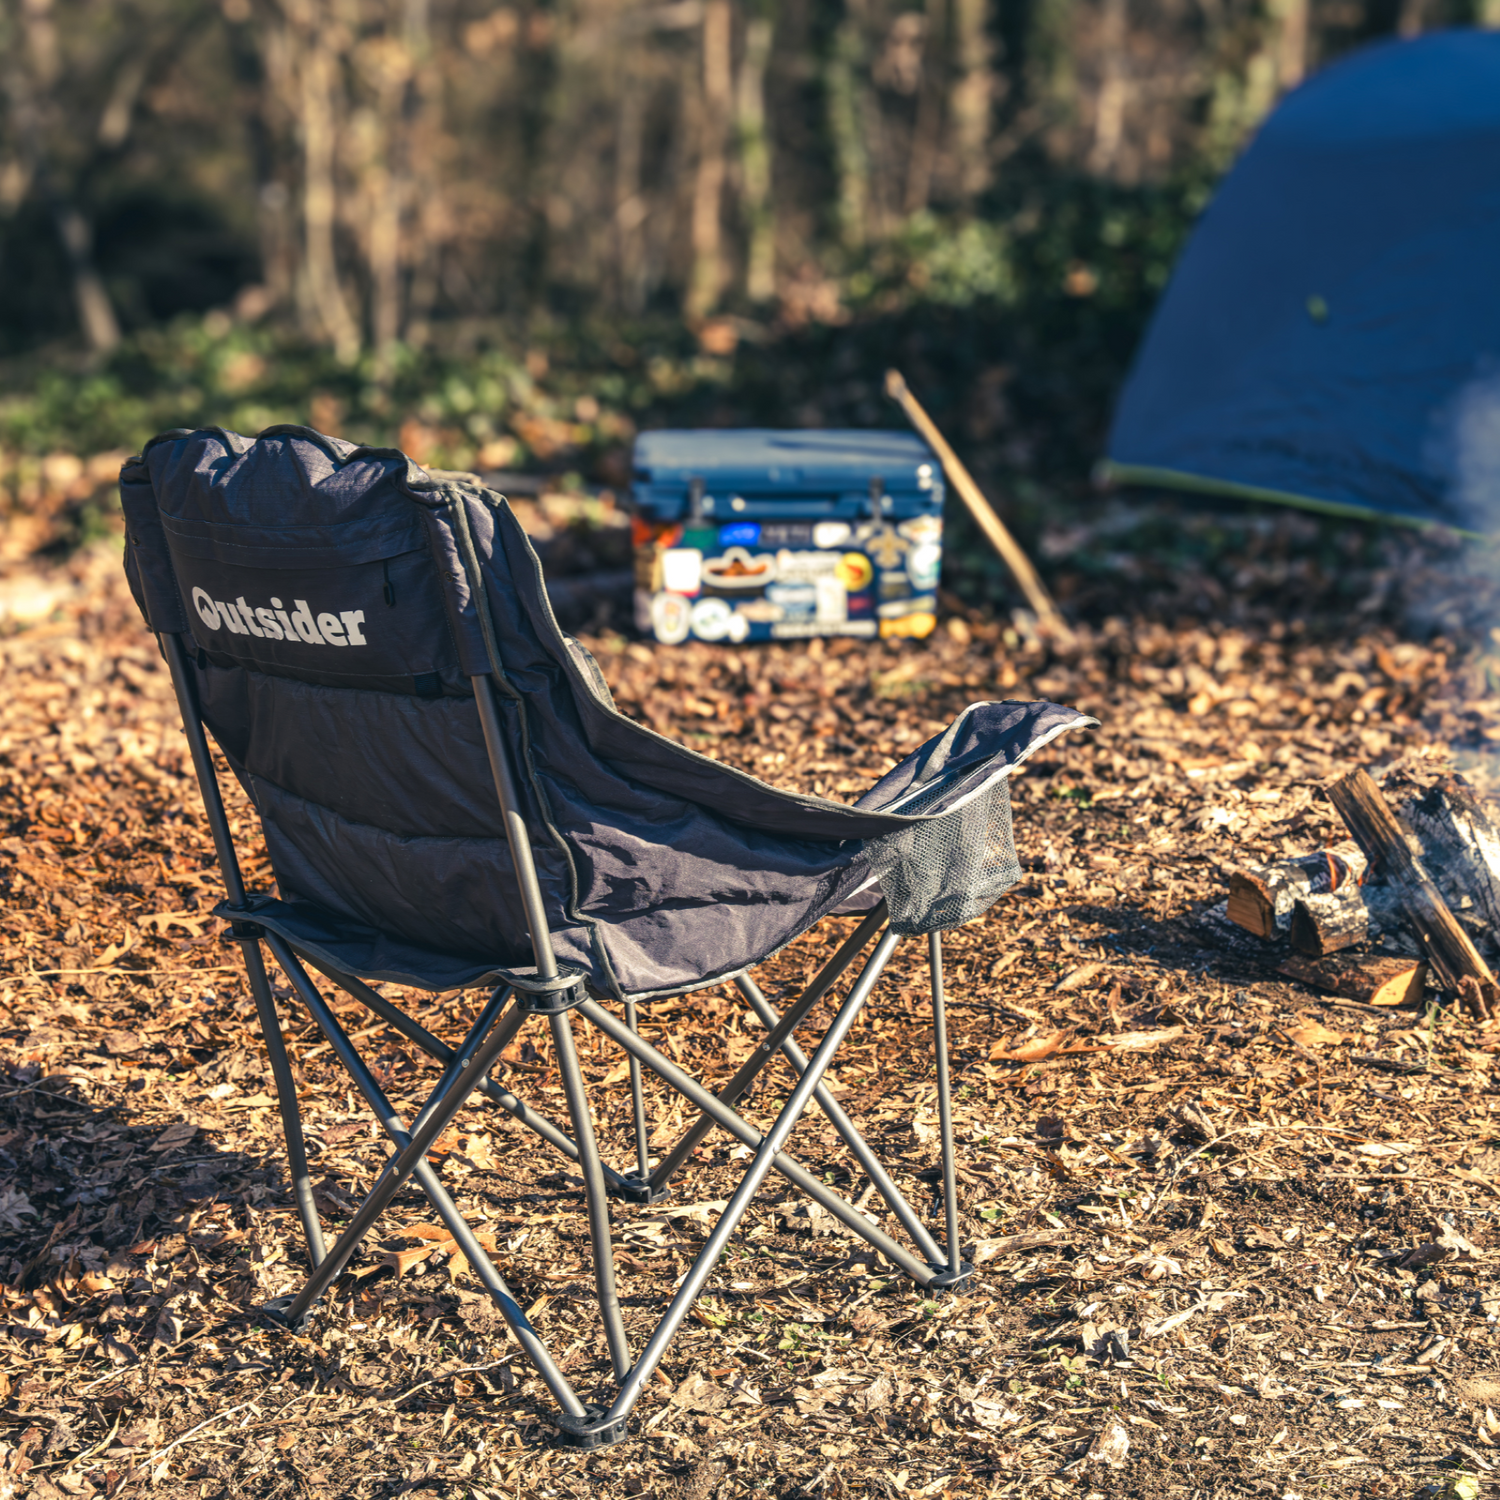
[261,1296,314,1334]
[927,1261,975,1294]
[554,1406,630,1449]
[608,1173,670,1206]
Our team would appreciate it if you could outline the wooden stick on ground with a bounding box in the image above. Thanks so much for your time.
[1327,767,1497,1018]
[883,368,1069,638]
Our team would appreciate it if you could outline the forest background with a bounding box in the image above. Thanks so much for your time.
[0,0,1495,593]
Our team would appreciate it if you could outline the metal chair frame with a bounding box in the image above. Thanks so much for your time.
[161,628,971,1449]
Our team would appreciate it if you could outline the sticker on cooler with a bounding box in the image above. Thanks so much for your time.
[661,548,703,595]
[835,553,874,591]
[814,574,848,623]
[702,547,774,591]
[907,542,942,591]
[192,587,367,647]
[650,591,692,645]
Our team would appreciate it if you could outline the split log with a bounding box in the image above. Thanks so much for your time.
[1398,773,1500,932]
[1277,952,1427,1007]
[1327,767,1496,1016]
[1289,889,1369,956]
[1225,842,1367,939]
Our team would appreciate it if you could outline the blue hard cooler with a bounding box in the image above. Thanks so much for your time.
[630,429,946,645]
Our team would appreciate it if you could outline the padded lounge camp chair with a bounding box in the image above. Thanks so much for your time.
[121,426,1094,1447]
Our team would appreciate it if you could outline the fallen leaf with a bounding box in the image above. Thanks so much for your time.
[150,1122,197,1152]
[967,1395,1021,1430]
[988,1030,1070,1063]
[671,1373,730,1412]
[1100,1026,1185,1052]
[972,1230,1067,1262]
[1056,961,1104,992]
[0,1186,36,1230]
[1288,1015,1347,1047]
[1436,1222,1486,1258]
[143,910,212,937]
[1087,1413,1130,1468]
[1141,1305,1201,1338]
[1355,1141,1411,1158]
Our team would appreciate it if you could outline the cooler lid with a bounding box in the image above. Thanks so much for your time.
[633,428,940,492]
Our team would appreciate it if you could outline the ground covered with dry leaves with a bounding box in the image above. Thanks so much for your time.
[9,506,1500,1500]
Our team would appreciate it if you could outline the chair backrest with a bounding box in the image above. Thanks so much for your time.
[121,427,944,1000]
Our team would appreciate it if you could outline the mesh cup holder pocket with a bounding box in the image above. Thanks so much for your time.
[864,774,1021,935]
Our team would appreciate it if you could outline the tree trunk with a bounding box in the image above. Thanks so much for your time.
[1269,0,1308,90]
[948,0,993,200]
[614,78,647,313]
[54,203,120,353]
[1398,0,1429,36]
[903,0,946,214]
[826,5,870,250]
[686,0,732,320]
[9,0,120,353]
[299,36,361,360]
[736,5,776,305]
[1086,0,1127,177]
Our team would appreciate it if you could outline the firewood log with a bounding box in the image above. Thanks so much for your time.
[1398,773,1500,933]
[1327,768,1496,1016]
[1278,952,1426,1006]
[1289,889,1369,955]
[1225,842,1367,939]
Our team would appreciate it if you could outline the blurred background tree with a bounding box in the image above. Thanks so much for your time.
[0,0,1489,586]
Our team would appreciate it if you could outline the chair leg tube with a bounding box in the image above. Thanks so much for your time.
[605,928,895,1424]
[649,903,889,1191]
[623,999,650,1181]
[550,1010,631,1380]
[299,953,627,1189]
[265,953,588,1420]
[734,973,945,1269]
[241,937,325,1268]
[159,634,326,1267]
[930,931,962,1276]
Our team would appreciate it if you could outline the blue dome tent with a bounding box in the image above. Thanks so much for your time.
[1102,29,1500,533]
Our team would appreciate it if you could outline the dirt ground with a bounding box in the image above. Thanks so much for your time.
[7,506,1500,1500]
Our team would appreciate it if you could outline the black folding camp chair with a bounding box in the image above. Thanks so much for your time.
[121,427,1093,1447]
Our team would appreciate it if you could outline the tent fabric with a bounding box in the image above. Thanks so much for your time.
[1104,29,1500,533]
[121,427,1093,999]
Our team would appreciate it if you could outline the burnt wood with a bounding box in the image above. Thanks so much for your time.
[1399,773,1500,933]
[1225,842,1366,940]
[1327,767,1495,1012]
[1289,888,1370,955]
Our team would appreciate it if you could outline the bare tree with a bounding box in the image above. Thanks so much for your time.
[3,0,121,351]
[735,0,775,303]
[686,0,732,318]
[1087,0,1127,176]
[948,0,992,200]
[826,0,871,249]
